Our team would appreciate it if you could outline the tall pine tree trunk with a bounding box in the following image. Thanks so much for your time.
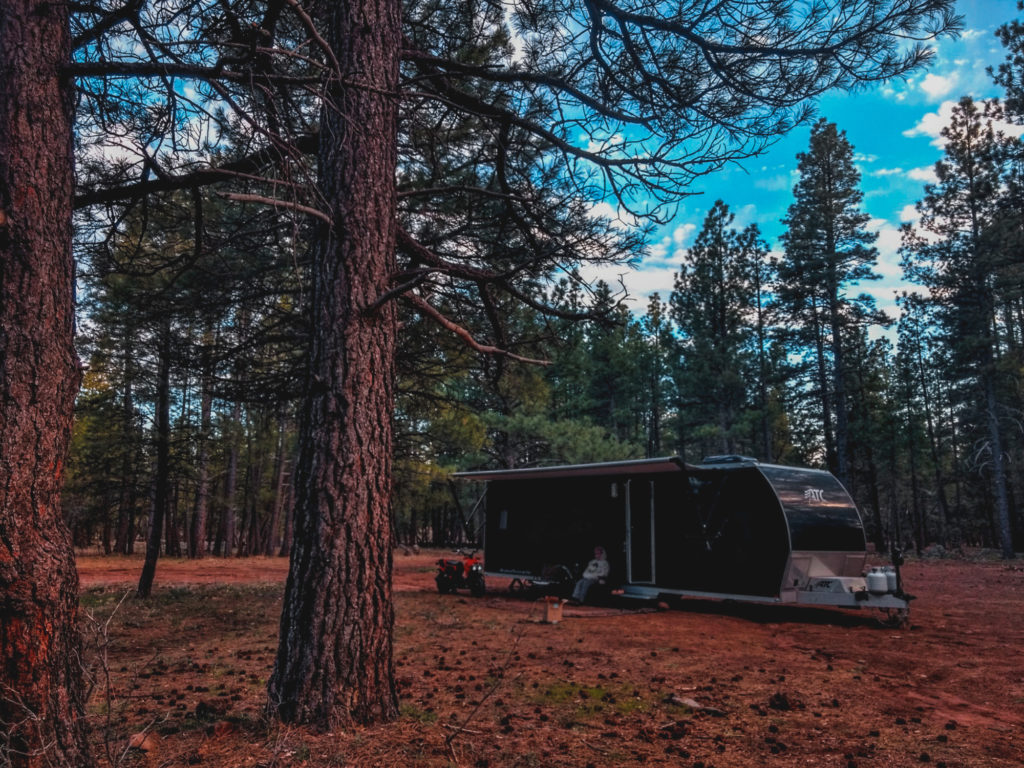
[827,273,851,485]
[0,1,94,763]
[811,299,837,471]
[264,414,289,555]
[221,400,241,556]
[268,0,400,727]
[115,347,137,553]
[189,327,214,558]
[138,321,173,597]
[983,365,1015,558]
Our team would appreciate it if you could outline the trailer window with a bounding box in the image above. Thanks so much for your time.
[499,508,508,530]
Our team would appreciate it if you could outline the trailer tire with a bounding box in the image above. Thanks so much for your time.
[879,607,909,628]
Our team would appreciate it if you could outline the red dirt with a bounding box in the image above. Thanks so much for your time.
[76,550,1024,767]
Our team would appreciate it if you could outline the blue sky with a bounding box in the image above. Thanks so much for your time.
[588,0,1022,326]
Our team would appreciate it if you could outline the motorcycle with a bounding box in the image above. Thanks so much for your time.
[435,549,486,597]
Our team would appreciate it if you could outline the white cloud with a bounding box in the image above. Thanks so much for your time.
[577,261,677,310]
[871,167,905,177]
[754,174,790,191]
[672,222,697,246]
[849,218,912,332]
[904,99,1024,148]
[903,100,958,147]
[649,235,671,262]
[733,203,759,228]
[907,166,939,183]
[583,133,626,155]
[587,201,641,229]
[899,204,920,223]
[920,73,957,100]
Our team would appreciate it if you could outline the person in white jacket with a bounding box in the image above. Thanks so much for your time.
[570,545,610,604]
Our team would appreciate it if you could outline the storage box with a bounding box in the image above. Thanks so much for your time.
[542,596,564,623]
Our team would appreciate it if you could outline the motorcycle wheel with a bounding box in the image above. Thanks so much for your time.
[436,574,454,594]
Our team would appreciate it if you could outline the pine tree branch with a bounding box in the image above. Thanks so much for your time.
[404,293,550,366]
[217,192,331,224]
[73,132,318,208]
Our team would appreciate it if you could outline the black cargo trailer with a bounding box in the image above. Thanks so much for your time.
[454,456,909,618]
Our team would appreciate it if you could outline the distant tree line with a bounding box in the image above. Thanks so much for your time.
[63,11,1024,562]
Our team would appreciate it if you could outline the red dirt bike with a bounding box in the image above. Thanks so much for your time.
[435,549,486,597]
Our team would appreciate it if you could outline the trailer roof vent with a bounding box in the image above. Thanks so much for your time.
[700,454,759,465]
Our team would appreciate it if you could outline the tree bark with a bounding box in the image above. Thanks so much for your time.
[268,0,400,727]
[264,414,289,555]
[220,399,241,556]
[0,1,94,764]
[189,326,214,558]
[138,321,173,597]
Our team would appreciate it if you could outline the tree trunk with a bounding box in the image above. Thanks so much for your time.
[220,400,241,556]
[268,0,400,727]
[827,273,851,485]
[265,414,289,555]
[865,447,885,552]
[189,328,214,558]
[0,1,94,764]
[138,321,173,597]
[278,460,295,558]
[810,297,837,473]
[915,343,952,538]
[983,367,1015,558]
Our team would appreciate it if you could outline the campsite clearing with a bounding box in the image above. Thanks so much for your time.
[77,550,1024,767]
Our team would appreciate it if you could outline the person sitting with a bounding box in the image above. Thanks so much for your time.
[570,545,610,604]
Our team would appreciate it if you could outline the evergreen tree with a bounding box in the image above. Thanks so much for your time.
[638,294,676,457]
[736,224,780,460]
[778,119,884,482]
[0,1,93,763]
[901,97,1017,558]
[670,201,754,458]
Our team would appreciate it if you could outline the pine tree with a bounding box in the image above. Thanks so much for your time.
[670,201,754,458]
[778,119,884,482]
[736,224,779,460]
[901,97,1016,558]
[0,1,94,763]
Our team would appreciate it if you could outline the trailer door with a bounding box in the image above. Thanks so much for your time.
[626,479,656,584]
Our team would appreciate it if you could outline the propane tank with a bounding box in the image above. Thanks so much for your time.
[866,567,889,594]
[884,566,898,593]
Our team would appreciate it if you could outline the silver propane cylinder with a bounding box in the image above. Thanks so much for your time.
[866,567,889,594]
[884,566,898,593]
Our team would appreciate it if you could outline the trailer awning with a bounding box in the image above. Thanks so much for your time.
[453,456,686,481]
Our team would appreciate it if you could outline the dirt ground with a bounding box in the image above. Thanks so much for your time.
[76,550,1024,767]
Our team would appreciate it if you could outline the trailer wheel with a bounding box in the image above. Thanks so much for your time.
[879,607,909,628]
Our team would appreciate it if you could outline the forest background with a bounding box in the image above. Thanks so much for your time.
[65,1,1024,564]
[4,0,1024,764]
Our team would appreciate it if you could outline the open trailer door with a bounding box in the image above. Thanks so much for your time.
[625,479,656,585]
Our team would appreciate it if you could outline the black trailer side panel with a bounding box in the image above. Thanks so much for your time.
[484,477,626,582]
[758,465,866,552]
[655,466,790,597]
